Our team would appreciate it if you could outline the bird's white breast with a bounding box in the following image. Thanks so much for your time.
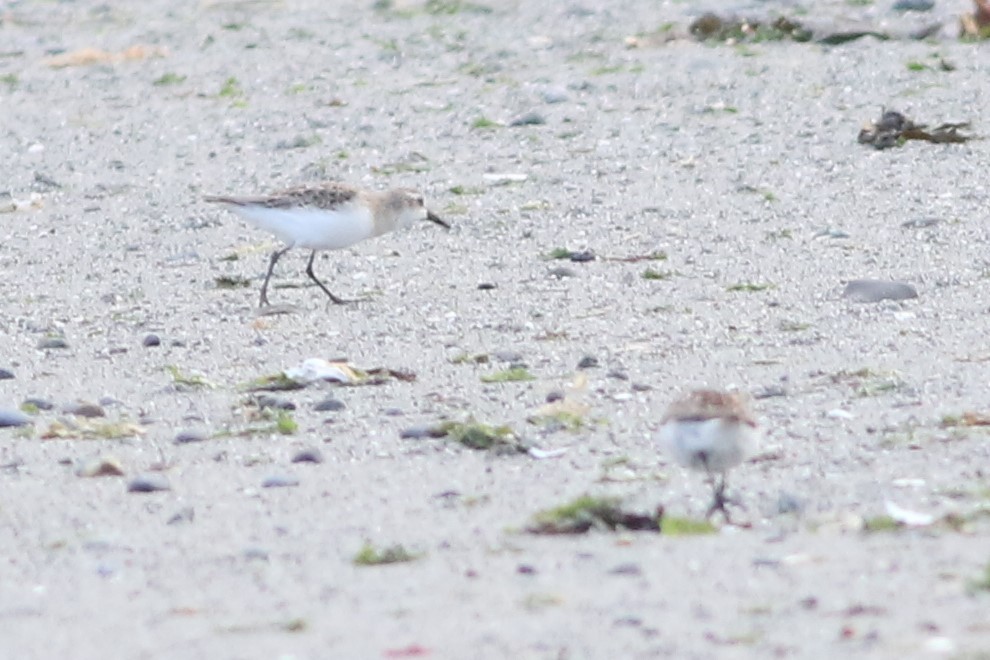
[230,203,375,250]
[658,418,757,472]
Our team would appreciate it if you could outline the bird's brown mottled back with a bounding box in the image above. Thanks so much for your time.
[662,389,757,427]
[204,182,359,210]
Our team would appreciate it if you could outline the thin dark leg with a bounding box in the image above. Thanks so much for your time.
[698,453,733,522]
[305,250,350,305]
[706,475,731,521]
[260,246,292,307]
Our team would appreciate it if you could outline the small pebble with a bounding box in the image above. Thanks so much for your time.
[127,473,171,493]
[609,563,642,576]
[23,398,54,411]
[142,334,161,347]
[399,425,437,439]
[65,402,106,418]
[777,492,804,515]
[493,350,524,363]
[262,474,300,488]
[257,395,296,411]
[0,408,33,427]
[517,564,537,575]
[901,217,939,229]
[843,279,918,303]
[174,430,208,445]
[0,368,13,380]
[569,250,595,263]
[607,370,629,380]
[37,336,69,350]
[167,507,195,525]
[754,385,787,399]
[244,547,269,561]
[477,282,497,290]
[313,397,345,412]
[291,448,324,464]
[509,111,546,127]
[545,390,564,403]
[548,266,576,279]
[540,86,569,104]
[577,355,599,369]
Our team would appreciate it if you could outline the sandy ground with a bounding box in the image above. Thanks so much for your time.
[2,0,990,658]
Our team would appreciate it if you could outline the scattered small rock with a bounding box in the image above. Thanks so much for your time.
[174,430,208,445]
[607,370,628,381]
[777,492,805,515]
[901,217,939,229]
[244,547,269,561]
[22,398,54,411]
[33,171,62,190]
[509,111,546,127]
[577,355,599,370]
[257,394,296,411]
[291,447,324,464]
[754,385,788,399]
[477,282,497,290]
[142,334,161,347]
[262,474,300,488]
[0,368,13,380]
[569,249,595,263]
[609,563,642,576]
[517,564,537,575]
[127,473,171,493]
[0,408,33,427]
[313,397,345,412]
[545,390,564,403]
[493,350,524,363]
[540,87,568,104]
[548,266,576,279]
[37,336,69,350]
[64,402,106,418]
[76,456,125,477]
[167,507,195,525]
[843,279,918,303]
[399,425,445,440]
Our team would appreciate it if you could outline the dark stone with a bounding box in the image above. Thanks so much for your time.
[127,474,171,493]
[262,474,300,488]
[843,279,918,303]
[313,397,345,412]
[0,408,32,427]
[37,336,69,350]
[577,355,599,369]
[291,448,324,464]
[174,430,208,445]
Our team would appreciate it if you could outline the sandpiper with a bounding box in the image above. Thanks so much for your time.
[657,389,759,521]
[205,182,449,307]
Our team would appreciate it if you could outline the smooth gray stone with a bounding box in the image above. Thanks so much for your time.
[127,474,171,493]
[0,408,32,427]
[843,279,918,303]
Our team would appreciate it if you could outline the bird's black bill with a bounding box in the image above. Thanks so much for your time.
[427,210,450,229]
